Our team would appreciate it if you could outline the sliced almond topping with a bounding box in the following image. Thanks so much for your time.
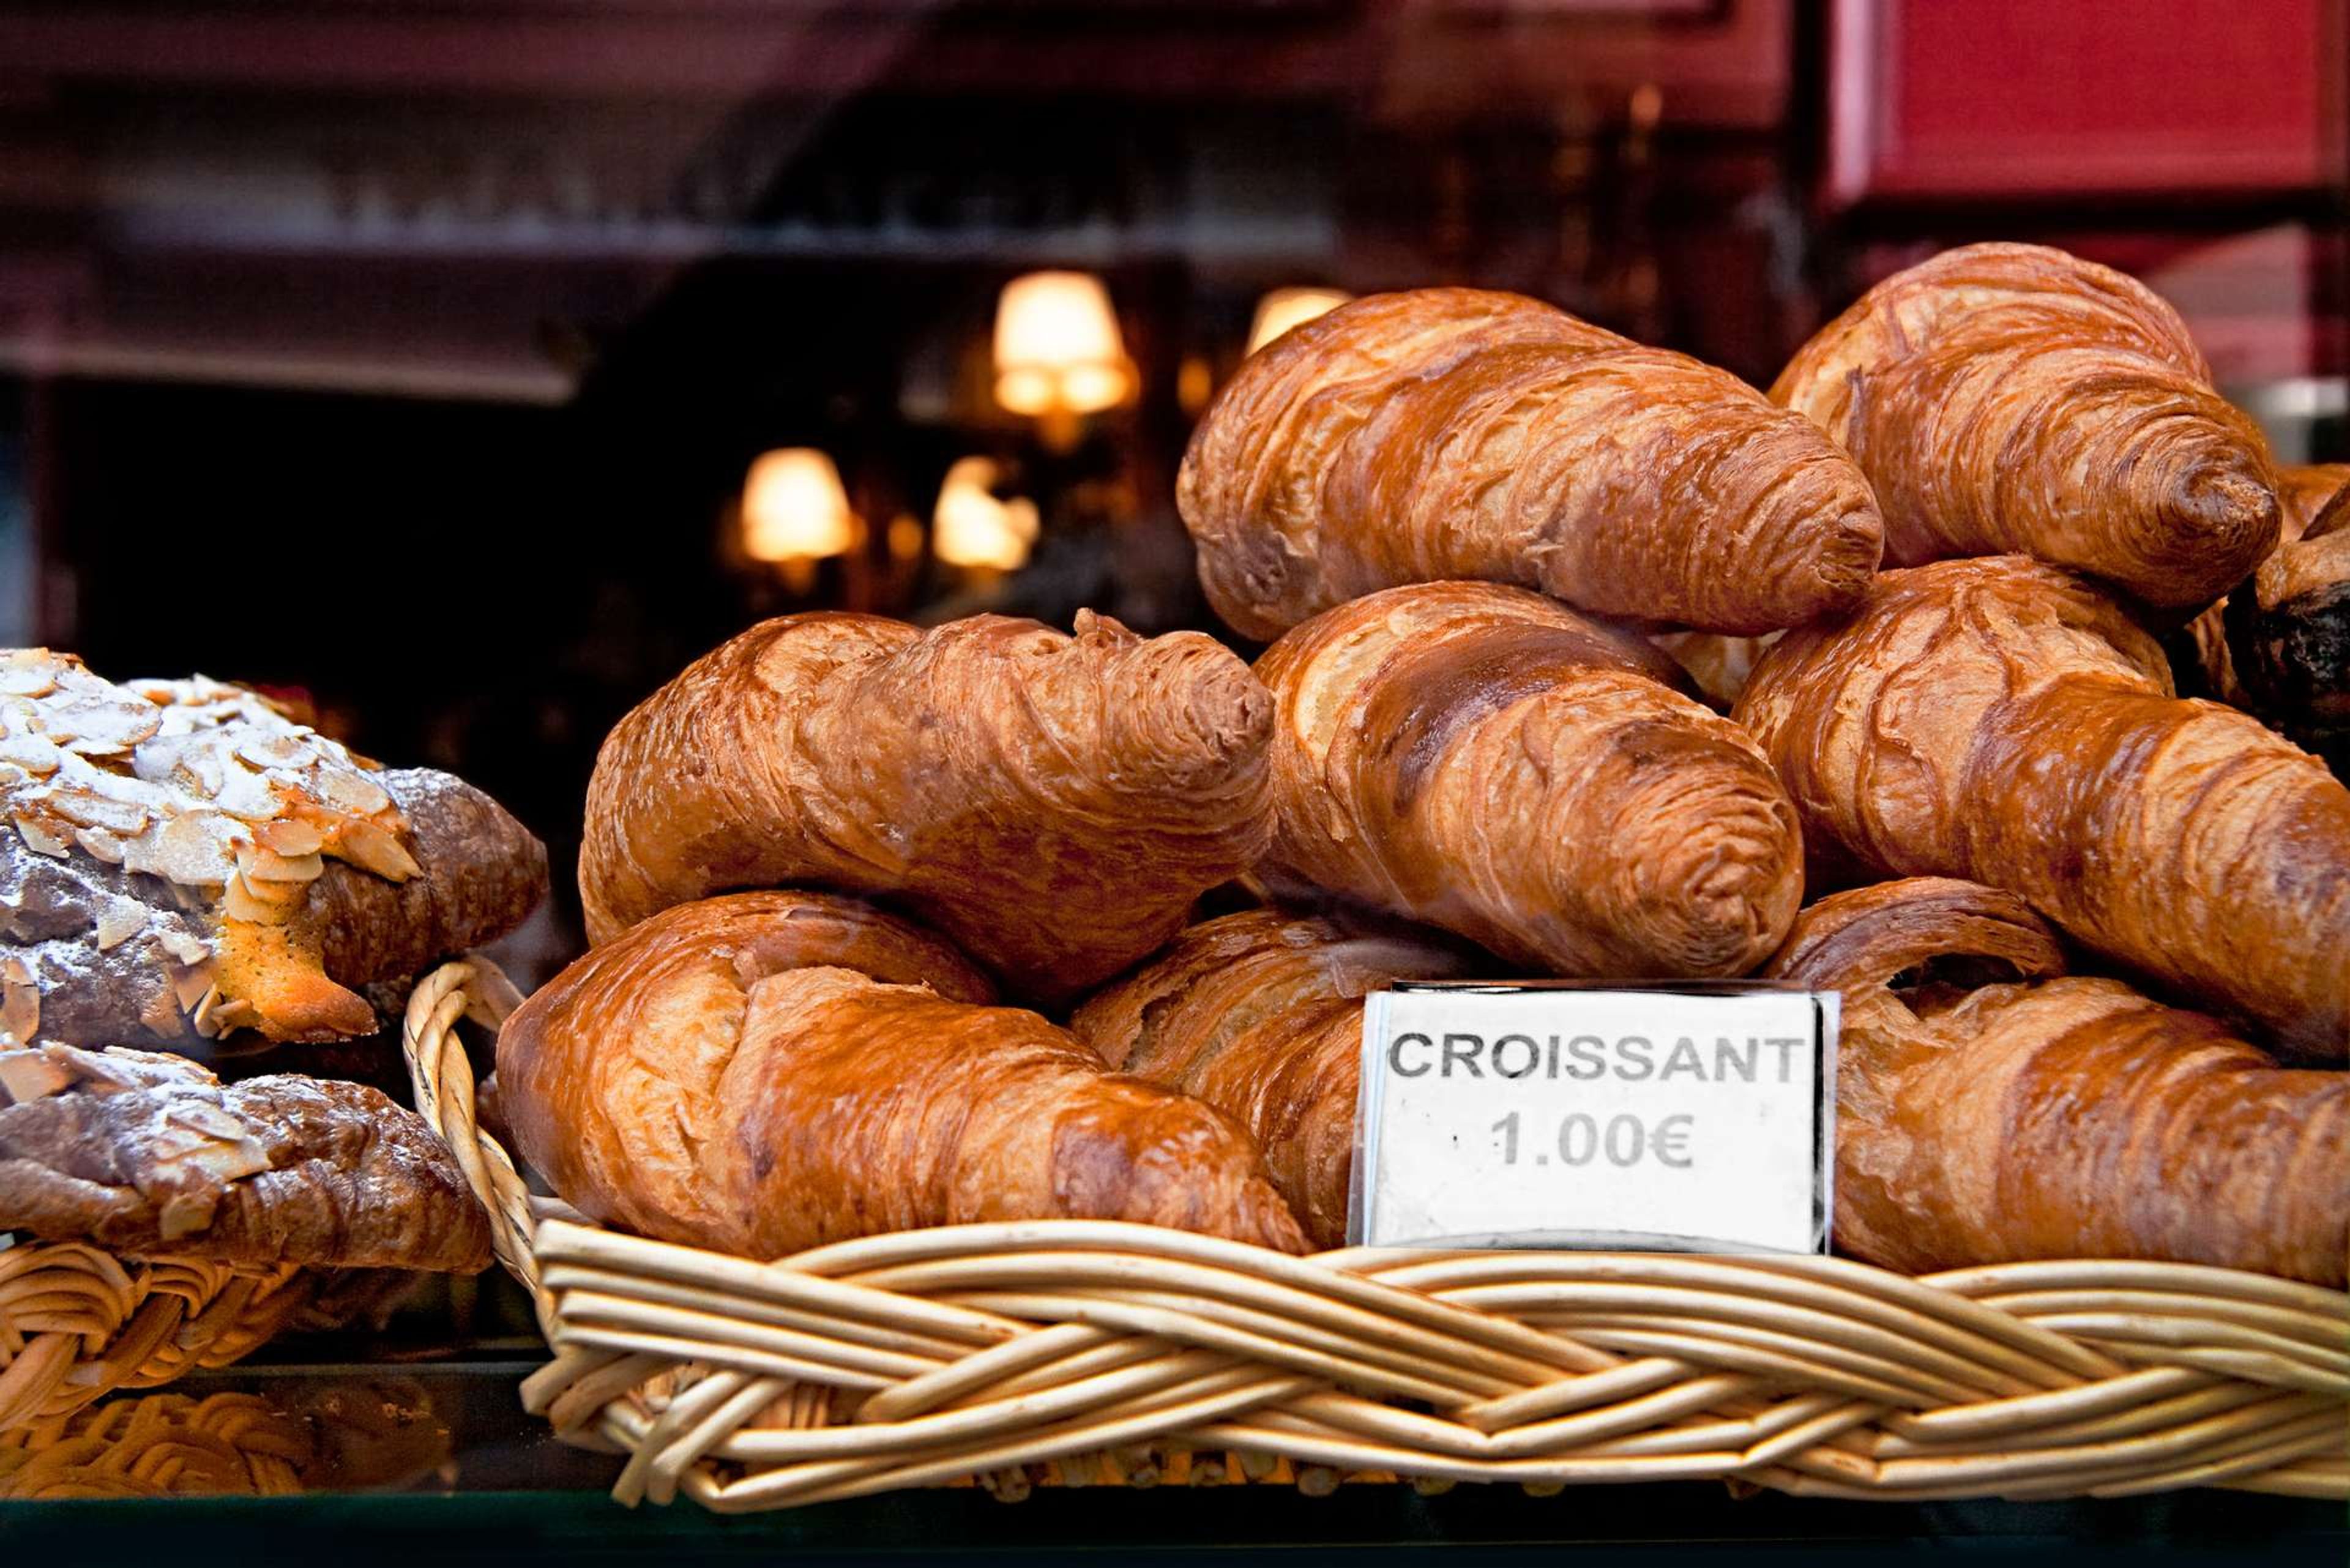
[0,652,61,698]
[93,892,148,952]
[0,971,38,1047]
[42,785,151,835]
[0,1050,74,1104]
[258,818,324,857]
[189,984,225,1037]
[73,824,127,864]
[157,927,212,966]
[168,958,217,1010]
[145,810,245,888]
[13,815,68,857]
[339,818,422,882]
[236,733,312,771]
[0,730,64,775]
[318,767,392,818]
[244,846,324,884]
[221,871,289,924]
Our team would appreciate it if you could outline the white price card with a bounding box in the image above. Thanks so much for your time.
[1350,984,1838,1253]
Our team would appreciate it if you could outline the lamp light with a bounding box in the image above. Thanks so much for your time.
[933,457,1040,573]
[1246,286,1352,355]
[993,272,1133,441]
[742,448,856,564]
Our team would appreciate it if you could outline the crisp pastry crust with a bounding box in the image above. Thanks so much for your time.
[498,892,1306,1257]
[1253,581,1804,978]
[1179,287,1882,639]
[1735,556,2350,1057]
[1767,879,2348,1286]
[1772,243,2280,608]
[1072,907,1480,1247]
[0,1042,491,1272]
[577,610,1272,1003]
[2226,476,2350,775]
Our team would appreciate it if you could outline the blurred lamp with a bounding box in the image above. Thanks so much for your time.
[993,272,1133,427]
[1247,286,1352,355]
[741,448,856,566]
[933,457,1040,573]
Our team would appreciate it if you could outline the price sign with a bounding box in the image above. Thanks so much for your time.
[1349,984,1837,1253]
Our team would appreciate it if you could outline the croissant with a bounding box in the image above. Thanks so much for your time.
[1255,582,1804,977]
[497,892,1307,1257]
[2179,463,2347,703]
[1772,242,2280,608]
[2226,474,2349,776]
[1734,556,2350,1056]
[0,652,545,1047]
[1072,908,1480,1247]
[1766,879,2348,1286]
[578,609,1271,1002]
[1178,287,1882,640]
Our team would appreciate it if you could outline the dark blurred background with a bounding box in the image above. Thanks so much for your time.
[1,0,2343,974]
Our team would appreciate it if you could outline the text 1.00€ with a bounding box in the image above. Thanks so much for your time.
[1491,1111,1693,1169]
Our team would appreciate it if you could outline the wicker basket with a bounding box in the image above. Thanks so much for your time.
[402,958,2350,1514]
[0,1239,414,1433]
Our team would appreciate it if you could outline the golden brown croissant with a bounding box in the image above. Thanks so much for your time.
[1772,242,2280,608]
[1072,907,1480,1247]
[1178,287,1882,639]
[497,892,1307,1257]
[1734,556,2350,1056]
[1254,582,1804,977]
[1766,878,2348,1286]
[578,609,1271,1002]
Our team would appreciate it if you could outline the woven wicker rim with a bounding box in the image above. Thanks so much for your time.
[402,958,2350,1513]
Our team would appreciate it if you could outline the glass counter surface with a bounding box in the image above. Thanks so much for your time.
[1,1350,2340,1567]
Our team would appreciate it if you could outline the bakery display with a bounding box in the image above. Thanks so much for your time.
[1072,907,1480,1247]
[1735,556,2350,1058]
[0,652,546,1049]
[1179,286,1882,640]
[1771,242,2281,608]
[1767,878,2347,1287]
[0,1040,491,1272]
[578,609,1271,1003]
[496,891,1307,1258]
[1254,581,1804,977]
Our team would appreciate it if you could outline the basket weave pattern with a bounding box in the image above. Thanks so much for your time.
[0,1242,401,1432]
[403,960,2350,1513]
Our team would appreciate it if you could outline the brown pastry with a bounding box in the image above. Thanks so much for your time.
[1072,907,1481,1247]
[577,610,1271,1003]
[1772,242,2280,608]
[0,1042,491,1272]
[2176,462,2347,707]
[1255,582,1804,977]
[0,652,546,1047]
[497,892,1307,1258]
[1767,878,2348,1286]
[1734,556,2350,1056]
[1179,287,1882,639]
[2226,476,2350,775]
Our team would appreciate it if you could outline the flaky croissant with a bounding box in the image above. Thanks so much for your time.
[497,892,1307,1257]
[1766,879,2347,1286]
[578,609,1271,1002]
[1255,582,1804,977]
[1772,242,2280,608]
[1179,288,1882,639]
[1735,556,2350,1056]
[1072,908,1480,1247]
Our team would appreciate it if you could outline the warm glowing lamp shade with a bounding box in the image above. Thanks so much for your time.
[741,448,856,563]
[993,271,1132,417]
[933,457,1040,572]
[1247,286,1352,355]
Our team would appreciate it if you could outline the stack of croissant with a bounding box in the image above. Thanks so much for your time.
[502,242,2348,1290]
